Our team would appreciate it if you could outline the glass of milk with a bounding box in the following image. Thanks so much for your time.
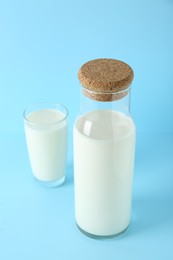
[23,102,68,187]
[73,59,136,238]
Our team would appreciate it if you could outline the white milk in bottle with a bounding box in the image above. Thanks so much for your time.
[73,59,136,238]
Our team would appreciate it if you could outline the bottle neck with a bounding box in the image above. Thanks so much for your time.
[79,86,132,117]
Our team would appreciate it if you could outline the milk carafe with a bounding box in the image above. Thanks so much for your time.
[73,58,136,238]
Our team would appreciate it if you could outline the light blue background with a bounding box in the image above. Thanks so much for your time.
[0,0,173,259]
[0,0,172,133]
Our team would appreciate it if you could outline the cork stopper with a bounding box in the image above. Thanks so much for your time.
[78,58,134,101]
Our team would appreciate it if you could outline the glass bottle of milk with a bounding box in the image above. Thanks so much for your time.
[73,58,136,238]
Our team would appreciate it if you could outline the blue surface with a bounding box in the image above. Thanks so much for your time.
[0,133,173,259]
[0,0,173,259]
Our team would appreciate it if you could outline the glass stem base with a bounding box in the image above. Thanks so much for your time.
[76,223,130,240]
[34,176,65,188]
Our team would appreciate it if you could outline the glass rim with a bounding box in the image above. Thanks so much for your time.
[23,102,68,126]
[81,83,132,95]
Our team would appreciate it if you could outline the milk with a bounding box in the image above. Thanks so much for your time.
[73,110,136,236]
[24,109,68,182]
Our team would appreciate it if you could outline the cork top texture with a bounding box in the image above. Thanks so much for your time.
[78,58,134,101]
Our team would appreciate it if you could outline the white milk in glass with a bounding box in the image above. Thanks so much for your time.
[24,109,68,183]
[74,110,135,236]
